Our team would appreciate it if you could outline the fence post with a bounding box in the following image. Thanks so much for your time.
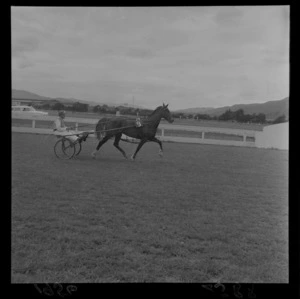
[243,133,247,143]
[75,123,78,132]
[32,120,36,129]
[202,131,205,139]
[161,128,164,138]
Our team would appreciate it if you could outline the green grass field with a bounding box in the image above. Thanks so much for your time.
[11,133,288,283]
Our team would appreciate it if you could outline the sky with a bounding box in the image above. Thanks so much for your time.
[11,6,289,110]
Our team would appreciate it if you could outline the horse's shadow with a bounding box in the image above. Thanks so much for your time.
[74,154,171,165]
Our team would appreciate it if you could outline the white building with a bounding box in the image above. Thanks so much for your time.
[255,122,288,150]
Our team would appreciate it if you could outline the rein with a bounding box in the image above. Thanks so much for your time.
[60,109,165,137]
[59,125,139,137]
[67,117,151,130]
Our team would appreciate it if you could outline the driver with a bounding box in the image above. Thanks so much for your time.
[53,111,87,143]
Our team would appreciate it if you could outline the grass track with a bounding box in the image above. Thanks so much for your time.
[12,133,288,283]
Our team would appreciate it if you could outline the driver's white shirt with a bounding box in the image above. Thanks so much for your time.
[54,118,67,132]
[53,117,78,142]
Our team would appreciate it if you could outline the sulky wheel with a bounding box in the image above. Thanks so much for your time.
[54,138,76,159]
[74,141,82,156]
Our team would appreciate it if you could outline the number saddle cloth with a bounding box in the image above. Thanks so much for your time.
[135,117,143,127]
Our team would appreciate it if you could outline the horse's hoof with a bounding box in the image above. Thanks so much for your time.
[91,151,97,159]
[130,155,135,161]
[159,150,163,157]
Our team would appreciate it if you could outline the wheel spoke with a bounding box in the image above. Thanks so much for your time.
[54,138,76,159]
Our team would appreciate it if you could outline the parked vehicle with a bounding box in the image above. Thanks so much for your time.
[12,105,48,116]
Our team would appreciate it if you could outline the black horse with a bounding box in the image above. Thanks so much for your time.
[91,104,174,160]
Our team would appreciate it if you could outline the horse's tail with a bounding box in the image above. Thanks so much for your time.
[95,118,108,140]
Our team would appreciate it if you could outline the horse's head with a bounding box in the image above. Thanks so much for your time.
[161,103,174,123]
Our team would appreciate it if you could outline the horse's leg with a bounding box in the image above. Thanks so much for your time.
[131,139,147,160]
[150,137,163,157]
[91,136,110,159]
[113,133,128,159]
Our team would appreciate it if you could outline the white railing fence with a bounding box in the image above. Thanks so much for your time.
[12,114,258,147]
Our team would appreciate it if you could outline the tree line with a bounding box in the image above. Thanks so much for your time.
[92,105,152,116]
[173,109,286,124]
[38,102,89,112]
[218,109,266,123]
[37,101,152,116]
[35,101,287,124]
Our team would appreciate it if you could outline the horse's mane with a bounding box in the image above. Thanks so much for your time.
[148,106,163,117]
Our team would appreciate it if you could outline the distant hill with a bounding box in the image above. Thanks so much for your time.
[12,89,148,108]
[175,98,289,120]
[12,89,103,106]
[12,89,51,100]
[52,97,77,104]
[175,107,215,114]
[52,97,106,106]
